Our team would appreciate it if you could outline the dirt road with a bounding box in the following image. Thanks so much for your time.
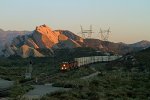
[23,84,70,100]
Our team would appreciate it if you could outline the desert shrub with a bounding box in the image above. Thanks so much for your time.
[9,82,33,99]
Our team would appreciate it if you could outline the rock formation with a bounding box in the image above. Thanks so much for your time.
[2,24,150,58]
[2,24,83,58]
[18,45,44,58]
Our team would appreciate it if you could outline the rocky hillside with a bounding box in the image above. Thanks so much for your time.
[1,25,150,58]
[83,39,150,54]
[129,40,150,49]
[2,25,83,58]
[106,46,150,72]
[0,29,31,55]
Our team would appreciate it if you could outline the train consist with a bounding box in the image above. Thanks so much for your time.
[60,55,122,71]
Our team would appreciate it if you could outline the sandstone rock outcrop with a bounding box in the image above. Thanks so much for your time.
[2,24,150,57]
[25,38,39,49]
[2,24,83,57]
[18,45,44,58]
[33,25,60,48]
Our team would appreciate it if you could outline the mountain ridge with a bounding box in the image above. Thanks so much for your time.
[1,25,150,58]
[2,25,83,57]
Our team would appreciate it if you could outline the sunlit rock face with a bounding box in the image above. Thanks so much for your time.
[32,25,83,49]
[2,24,84,57]
[33,25,60,48]
[2,24,150,57]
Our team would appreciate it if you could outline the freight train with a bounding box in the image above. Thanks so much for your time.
[60,55,122,71]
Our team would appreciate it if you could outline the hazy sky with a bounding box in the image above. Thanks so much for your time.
[0,0,150,43]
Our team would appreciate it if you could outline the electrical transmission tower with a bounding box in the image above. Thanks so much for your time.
[99,27,111,56]
[80,25,94,39]
[99,27,111,41]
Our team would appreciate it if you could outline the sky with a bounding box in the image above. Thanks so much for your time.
[0,0,150,43]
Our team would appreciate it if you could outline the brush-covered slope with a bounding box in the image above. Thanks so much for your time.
[134,47,150,66]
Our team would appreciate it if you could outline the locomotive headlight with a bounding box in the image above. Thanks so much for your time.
[65,67,67,69]
[61,67,64,70]
[63,64,66,67]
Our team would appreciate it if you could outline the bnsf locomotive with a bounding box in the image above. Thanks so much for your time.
[60,61,78,71]
[60,55,122,71]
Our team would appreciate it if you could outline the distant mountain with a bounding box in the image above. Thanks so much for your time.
[83,39,150,54]
[1,25,150,58]
[2,25,83,58]
[129,40,150,49]
[0,29,31,55]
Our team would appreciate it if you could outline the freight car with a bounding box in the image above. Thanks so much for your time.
[60,55,122,71]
